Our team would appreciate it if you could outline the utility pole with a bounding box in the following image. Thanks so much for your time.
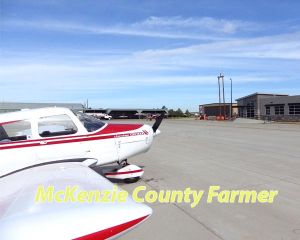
[230,78,233,119]
[217,73,223,118]
[217,73,225,119]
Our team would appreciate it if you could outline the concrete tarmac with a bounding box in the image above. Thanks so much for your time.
[116,119,300,240]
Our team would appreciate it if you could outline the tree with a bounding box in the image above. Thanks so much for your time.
[185,109,191,117]
[167,108,188,118]
[168,109,175,117]
[175,108,184,117]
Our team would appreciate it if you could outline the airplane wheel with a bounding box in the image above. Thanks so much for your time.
[124,177,140,184]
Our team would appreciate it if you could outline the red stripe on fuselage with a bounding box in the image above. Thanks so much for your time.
[97,124,143,135]
[0,120,20,126]
[0,124,144,150]
[74,215,149,240]
[105,169,144,176]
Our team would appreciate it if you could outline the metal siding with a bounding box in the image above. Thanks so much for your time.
[261,95,300,121]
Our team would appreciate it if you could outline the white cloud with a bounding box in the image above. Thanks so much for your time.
[3,16,260,40]
[1,20,300,105]
[136,16,258,34]
[135,31,300,60]
[3,19,226,40]
[2,30,300,84]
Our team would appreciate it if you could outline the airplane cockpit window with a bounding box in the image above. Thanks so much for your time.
[77,113,105,132]
[38,114,78,137]
[0,120,32,143]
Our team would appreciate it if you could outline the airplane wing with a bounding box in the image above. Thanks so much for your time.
[0,162,152,239]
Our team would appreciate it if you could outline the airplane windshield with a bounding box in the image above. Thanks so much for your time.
[77,113,105,132]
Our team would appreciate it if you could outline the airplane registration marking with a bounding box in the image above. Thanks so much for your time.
[114,131,147,138]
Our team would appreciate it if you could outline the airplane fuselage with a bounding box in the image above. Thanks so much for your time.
[0,108,154,177]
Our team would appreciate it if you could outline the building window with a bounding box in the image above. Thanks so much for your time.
[38,114,78,137]
[274,105,284,115]
[289,104,300,115]
[265,106,270,115]
[0,120,32,142]
[246,105,255,118]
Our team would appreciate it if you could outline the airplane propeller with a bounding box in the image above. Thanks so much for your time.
[152,112,165,133]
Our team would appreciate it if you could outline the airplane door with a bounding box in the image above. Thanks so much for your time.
[36,140,89,162]
[35,114,89,162]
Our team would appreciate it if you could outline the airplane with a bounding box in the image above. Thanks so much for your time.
[83,109,112,120]
[0,107,164,239]
[0,161,153,239]
[0,107,164,181]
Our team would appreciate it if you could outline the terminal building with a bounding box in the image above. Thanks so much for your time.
[236,93,300,121]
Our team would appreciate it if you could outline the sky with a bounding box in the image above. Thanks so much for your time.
[1,0,300,111]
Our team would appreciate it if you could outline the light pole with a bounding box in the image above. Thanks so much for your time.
[222,75,225,118]
[230,78,233,119]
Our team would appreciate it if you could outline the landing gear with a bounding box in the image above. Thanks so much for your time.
[105,160,144,183]
[124,176,140,184]
[118,159,129,167]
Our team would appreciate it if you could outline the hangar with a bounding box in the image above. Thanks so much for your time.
[199,103,238,119]
[0,102,167,119]
[84,108,167,119]
[99,108,167,119]
[0,102,84,114]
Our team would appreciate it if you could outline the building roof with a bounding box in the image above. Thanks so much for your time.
[0,107,74,122]
[199,103,237,107]
[106,108,167,112]
[0,102,84,110]
[235,92,288,101]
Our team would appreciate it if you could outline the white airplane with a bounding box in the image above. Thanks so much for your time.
[0,107,164,239]
[84,110,112,120]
